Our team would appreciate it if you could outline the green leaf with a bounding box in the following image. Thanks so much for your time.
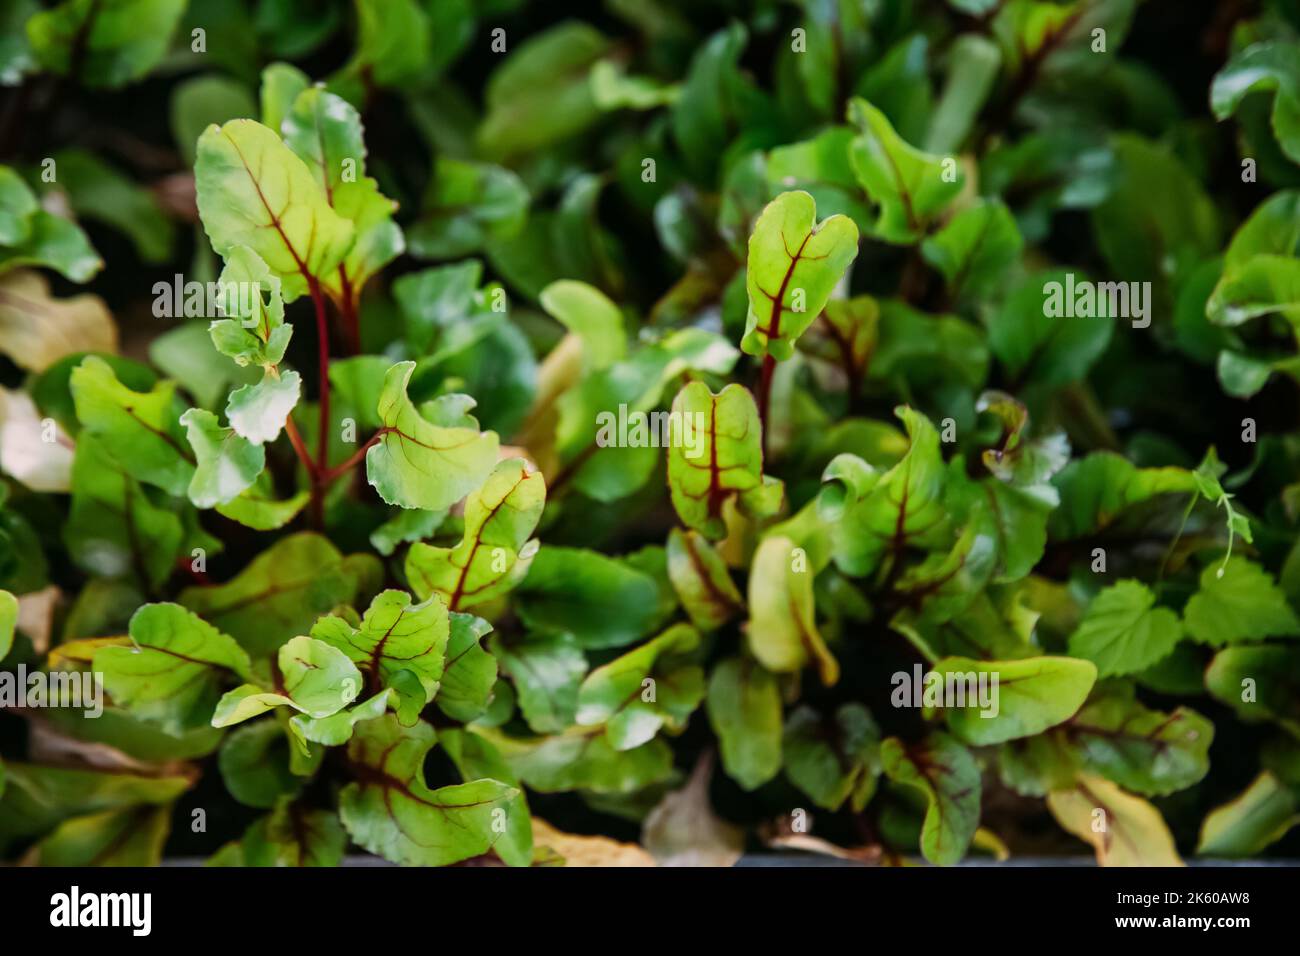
[0,203,102,282]
[366,360,499,512]
[477,22,611,160]
[935,655,1096,745]
[405,458,545,611]
[70,355,194,497]
[1064,692,1212,796]
[0,588,15,660]
[339,714,517,867]
[95,602,252,733]
[64,434,184,589]
[493,633,587,735]
[290,689,392,748]
[1048,452,1197,539]
[921,199,1022,304]
[1211,42,1300,164]
[1207,253,1300,327]
[819,407,947,578]
[706,656,782,791]
[473,725,674,796]
[741,190,860,360]
[28,805,171,866]
[369,506,444,557]
[408,158,529,260]
[195,119,354,300]
[207,245,291,369]
[225,370,300,445]
[765,128,871,229]
[847,98,964,244]
[436,612,498,723]
[1197,772,1300,858]
[539,279,626,372]
[179,407,265,509]
[988,269,1113,387]
[437,727,534,868]
[279,86,403,304]
[1184,558,1300,646]
[238,800,347,867]
[218,719,303,808]
[576,623,704,750]
[1068,580,1183,677]
[1091,134,1218,285]
[338,0,433,89]
[171,74,257,167]
[665,529,743,632]
[42,149,174,263]
[881,732,980,865]
[0,762,190,852]
[215,473,310,531]
[1206,645,1300,734]
[310,589,449,725]
[667,382,783,538]
[0,166,38,245]
[212,634,362,727]
[27,0,186,88]
[784,703,881,811]
[179,532,372,657]
[515,546,673,649]
[746,534,839,686]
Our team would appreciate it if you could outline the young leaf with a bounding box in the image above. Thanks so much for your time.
[881,732,980,866]
[310,589,450,725]
[339,714,517,867]
[847,98,963,244]
[95,602,252,733]
[665,529,743,631]
[207,245,291,369]
[819,407,946,578]
[741,190,860,360]
[934,655,1096,745]
[215,474,310,531]
[575,623,705,751]
[405,458,545,611]
[225,370,300,445]
[667,382,783,539]
[366,361,499,512]
[746,534,839,685]
[194,119,354,300]
[179,407,265,509]
[212,635,362,727]
[1067,580,1183,677]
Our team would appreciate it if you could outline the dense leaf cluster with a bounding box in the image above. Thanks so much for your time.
[2,0,1300,866]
